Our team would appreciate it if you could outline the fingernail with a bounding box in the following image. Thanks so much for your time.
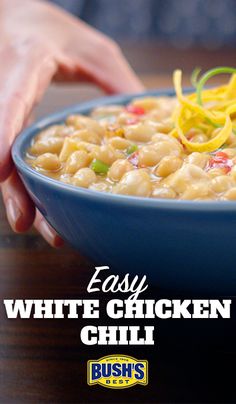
[54,235,64,248]
[6,198,22,230]
[39,220,64,248]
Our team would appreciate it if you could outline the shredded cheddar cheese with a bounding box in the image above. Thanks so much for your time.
[172,68,236,152]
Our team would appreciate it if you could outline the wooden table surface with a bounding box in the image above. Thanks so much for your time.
[1,64,236,403]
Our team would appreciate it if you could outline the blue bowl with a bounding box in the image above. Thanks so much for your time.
[12,89,236,294]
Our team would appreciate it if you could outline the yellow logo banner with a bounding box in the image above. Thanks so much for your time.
[87,354,148,389]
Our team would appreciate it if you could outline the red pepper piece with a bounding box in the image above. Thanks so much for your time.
[128,151,139,167]
[126,105,145,115]
[207,151,233,173]
[223,166,232,174]
[214,151,229,160]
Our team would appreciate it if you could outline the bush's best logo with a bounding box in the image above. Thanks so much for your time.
[87,354,148,389]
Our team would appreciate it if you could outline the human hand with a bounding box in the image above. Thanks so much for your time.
[0,0,144,246]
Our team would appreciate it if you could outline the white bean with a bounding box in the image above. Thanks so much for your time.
[108,159,134,181]
[35,153,61,171]
[65,150,91,174]
[124,123,156,142]
[73,168,96,188]
[113,169,152,197]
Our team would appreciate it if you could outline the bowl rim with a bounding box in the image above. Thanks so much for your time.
[12,87,236,212]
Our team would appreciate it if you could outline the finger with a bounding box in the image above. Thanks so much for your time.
[23,113,35,128]
[0,40,57,182]
[1,169,35,232]
[56,48,144,94]
[34,210,64,248]
[55,20,144,94]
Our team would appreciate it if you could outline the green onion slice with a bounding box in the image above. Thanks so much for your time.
[196,66,236,106]
[126,144,138,155]
[91,159,109,174]
[193,67,236,134]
